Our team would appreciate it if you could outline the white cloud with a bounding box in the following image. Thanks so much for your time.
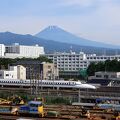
[60,0,94,7]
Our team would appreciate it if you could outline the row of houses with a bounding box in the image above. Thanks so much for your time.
[0,61,59,80]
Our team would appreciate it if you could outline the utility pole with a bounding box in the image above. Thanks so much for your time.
[78,88,81,103]
[40,71,43,91]
[30,67,33,95]
[52,67,55,90]
[37,73,40,95]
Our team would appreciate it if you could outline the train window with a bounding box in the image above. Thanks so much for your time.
[29,103,42,107]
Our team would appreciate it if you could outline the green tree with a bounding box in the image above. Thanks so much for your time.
[36,56,52,63]
[79,69,88,80]
[87,62,96,76]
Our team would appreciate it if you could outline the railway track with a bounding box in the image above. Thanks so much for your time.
[0,114,78,120]
[0,105,113,120]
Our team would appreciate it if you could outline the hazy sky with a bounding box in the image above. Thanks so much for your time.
[0,0,120,45]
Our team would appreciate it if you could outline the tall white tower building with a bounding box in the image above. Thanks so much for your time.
[0,44,5,57]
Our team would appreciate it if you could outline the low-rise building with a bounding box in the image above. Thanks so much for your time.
[0,65,26,80]
[42,62,59,80]
[12,60,59,80]
[17,65,26,80]
[87,71,120,87]
[89,71,120,80]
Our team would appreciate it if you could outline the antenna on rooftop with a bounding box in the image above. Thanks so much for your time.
[80,47,83,52]
[70,45,73,53]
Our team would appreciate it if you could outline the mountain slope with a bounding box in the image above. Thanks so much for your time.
[35,26,119,49]
[0,31,119,55]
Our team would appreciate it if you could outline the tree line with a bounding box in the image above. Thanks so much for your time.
[0,56,52,69]
[87,59,120,76]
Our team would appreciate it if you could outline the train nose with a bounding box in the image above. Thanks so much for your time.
[83,84,96,89]
[89,85,96,89]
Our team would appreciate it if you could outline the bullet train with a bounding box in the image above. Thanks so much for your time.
[0,79,96,89]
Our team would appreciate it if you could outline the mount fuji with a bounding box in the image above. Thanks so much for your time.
[35,26,119,49]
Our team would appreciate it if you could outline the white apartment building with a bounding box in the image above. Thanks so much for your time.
[45,51,89,72]
[0,65,26,80]
[45,51,120,72]
[0,44,5,57]
[5,43,45,58]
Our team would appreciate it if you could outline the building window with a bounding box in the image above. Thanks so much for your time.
[96,75,102,78]
[48,66,51,69]
[6,74,9,76]
[111,75,116,78]
[104,75,108,79]
[0,74,2,77]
